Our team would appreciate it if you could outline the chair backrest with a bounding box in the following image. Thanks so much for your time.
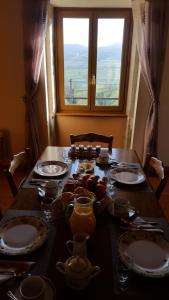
[3,148,31,197]
[70,133,113,152]
[144,154,168,199]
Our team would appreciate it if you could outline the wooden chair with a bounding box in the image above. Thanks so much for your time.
[70,133,113,152]
[3,148,31,197]
[144,154,168,199]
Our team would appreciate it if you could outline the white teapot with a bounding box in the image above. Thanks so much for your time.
[56,255,101,290]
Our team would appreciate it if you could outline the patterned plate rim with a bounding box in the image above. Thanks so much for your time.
[118,230,169,278]
[34,160,68,177]
[109,167,145,185]
[0,216,48,255]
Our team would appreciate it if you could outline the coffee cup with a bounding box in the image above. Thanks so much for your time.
[98,153,109,164]
[19,275,45,300]
[113,197,134,218]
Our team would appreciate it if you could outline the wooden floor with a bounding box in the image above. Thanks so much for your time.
[0,168,169,221]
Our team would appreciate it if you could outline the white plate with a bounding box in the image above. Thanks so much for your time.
[0,216,48,255]
[109,167,145,185]
[118,230,169,277]
[34,161,68,177]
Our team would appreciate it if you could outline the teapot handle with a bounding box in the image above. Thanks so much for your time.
[56,261,65,275]
[89,266,101,280]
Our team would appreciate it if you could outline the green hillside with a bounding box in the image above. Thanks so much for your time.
[64,43,122,106]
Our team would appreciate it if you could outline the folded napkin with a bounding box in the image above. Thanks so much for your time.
[0,260,35,284]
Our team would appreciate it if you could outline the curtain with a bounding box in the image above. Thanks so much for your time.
[22,0,48,162]
[132,0,168,165]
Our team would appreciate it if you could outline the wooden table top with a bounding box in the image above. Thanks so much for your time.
[13,146,163,217]
[1,146,167,300]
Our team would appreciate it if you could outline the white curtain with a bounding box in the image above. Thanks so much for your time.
[132,0,168,165]
[132,0,156,165]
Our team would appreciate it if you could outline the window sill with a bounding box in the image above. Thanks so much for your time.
[56,112,127,117]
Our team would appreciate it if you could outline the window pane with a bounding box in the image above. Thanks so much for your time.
[63,18,89,106]
[95,19,124,106]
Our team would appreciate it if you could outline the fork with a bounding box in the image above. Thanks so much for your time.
[7,290,18,300]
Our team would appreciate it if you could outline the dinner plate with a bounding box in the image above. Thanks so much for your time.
[118,230,169,277]
[0,216,48,255]
[109,167,145,185]
[34,161,68,177]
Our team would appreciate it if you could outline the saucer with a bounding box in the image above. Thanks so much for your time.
[96,157,117,166]
[14,276,56,299]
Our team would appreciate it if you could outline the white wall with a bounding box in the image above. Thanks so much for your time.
[158,26,169,165]
[50,0,131,8]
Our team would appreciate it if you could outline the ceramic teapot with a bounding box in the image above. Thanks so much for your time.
[56,255,101,290]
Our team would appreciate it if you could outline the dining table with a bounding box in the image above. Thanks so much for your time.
[0,146,169,300]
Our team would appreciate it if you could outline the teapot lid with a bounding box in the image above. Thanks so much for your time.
[67,256,91,278]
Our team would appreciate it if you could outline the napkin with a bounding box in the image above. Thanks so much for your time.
[0,260,35,284]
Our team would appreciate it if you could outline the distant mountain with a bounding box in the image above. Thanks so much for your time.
[64,43,122,68]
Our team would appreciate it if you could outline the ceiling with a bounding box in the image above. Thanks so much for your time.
[50,0,131,8]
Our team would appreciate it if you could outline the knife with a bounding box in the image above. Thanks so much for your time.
[127,228,164,233]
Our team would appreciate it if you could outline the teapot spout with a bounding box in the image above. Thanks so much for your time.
[89,266,101,280]
[56,261,65,275]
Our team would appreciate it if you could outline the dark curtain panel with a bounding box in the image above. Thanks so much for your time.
[22,0,48,162]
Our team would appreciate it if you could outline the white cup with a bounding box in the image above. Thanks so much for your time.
[19,276,45,300]
[99,153,109,163]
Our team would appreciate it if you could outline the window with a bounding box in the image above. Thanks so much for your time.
[54,9,132,113]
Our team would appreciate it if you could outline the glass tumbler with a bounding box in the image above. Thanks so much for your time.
[40,181,59,222]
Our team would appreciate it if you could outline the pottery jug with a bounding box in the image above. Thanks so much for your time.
[66,233,89,257]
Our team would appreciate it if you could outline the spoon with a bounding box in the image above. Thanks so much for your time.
[7,290,18,300]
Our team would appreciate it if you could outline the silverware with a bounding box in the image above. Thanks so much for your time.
[0,271,16,276]
[7,290,18,300]
[126,228,164,233]
[0,270,27,277]
[133,220,158,225]
[29,179,62,185]
[121,218,158,226]
[130,224,161,229]
[30,179,50,183]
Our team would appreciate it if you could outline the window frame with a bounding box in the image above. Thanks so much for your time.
[54,8,132,114]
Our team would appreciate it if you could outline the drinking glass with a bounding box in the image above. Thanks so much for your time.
[115,255,131,293]
[40,181,60,222]
[62,149,72,165]
[69,195,96,236]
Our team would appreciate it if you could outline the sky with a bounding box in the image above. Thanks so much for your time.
[63,18,124,47]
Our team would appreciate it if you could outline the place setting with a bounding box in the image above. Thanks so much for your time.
[7,274,56,300]
[0,211,57,299]
[109,166,145,185]
[0,215,48,256]
[110,202,169,297]
[33,160,69,177]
